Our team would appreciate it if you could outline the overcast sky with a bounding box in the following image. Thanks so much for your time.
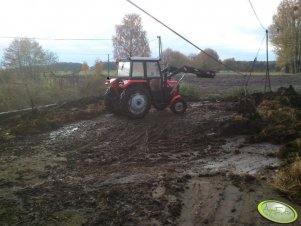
[0,0,282,66]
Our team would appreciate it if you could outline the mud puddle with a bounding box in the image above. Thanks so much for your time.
[1,100,300,226]
[193,137,281,176]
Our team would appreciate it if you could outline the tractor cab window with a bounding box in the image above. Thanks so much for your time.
[146,62,160,78]
[132,62,144,78]
[147,62,161,91]
[118,61,130,77]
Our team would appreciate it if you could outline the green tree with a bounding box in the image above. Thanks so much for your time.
[2,38,58,76]
[270,0,301,73]
[190,48,221,71]
[113,14,150,58]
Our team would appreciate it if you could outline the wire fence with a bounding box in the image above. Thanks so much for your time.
[0,71,107,113]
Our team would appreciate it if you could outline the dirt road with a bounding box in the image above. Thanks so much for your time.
[1,100,300,226]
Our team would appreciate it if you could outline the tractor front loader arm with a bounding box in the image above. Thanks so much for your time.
[162,65,216,78]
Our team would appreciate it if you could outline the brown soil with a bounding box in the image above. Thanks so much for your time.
[185,74,301,95]
[1,98,301,226]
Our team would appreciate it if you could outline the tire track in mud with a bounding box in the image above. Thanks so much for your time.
[1,101,301,225]
[179,174,301,226]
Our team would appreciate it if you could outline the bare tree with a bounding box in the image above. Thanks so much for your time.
[161,48,190,67]
[113,14,150,58]
[2,38,58,77]
[190,48,221,71]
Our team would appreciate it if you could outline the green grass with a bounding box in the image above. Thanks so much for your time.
[179,83,200,97]
[179,82,265,101]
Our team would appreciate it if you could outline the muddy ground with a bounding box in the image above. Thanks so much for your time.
[1,98,301,226]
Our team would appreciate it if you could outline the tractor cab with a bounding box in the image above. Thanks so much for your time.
[104,57,184,118]
[116,58,178,106]
[105,57,213,118]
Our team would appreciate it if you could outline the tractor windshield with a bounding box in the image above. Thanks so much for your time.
[118,61,130,77]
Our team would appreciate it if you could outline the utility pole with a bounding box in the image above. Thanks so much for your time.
[157,36,162,58]
[265,29,271,92]
[107,54,110,77]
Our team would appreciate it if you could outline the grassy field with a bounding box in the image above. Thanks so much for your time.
[2,70,301,112]
[0,72,107,112]
[217,71,301,76]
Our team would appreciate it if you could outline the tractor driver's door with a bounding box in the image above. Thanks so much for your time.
[146,62,165,105]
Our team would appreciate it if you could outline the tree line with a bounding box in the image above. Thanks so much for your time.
[160,48,278,72]
[270,0,301,73]
[112,14,279,73]
[1,38,58,77]
[0,36,278,77]
[0,38,116,77]
[1,0,299,76]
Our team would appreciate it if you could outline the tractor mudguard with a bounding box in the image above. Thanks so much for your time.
[105,78,119,97]
[119,80,148,89]
[168,95,182,108]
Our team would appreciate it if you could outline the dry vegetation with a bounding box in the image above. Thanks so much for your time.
[273,157,301,203]
[240,86,301,202]
[1,70,301,224]
[0,71,106,112]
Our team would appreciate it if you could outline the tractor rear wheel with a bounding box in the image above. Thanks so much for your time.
[170,98,187,114]
[104,87,119,114]
[120,87,151,118]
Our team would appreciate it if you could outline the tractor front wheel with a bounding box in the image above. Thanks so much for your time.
[170,98,187,114]
[120,87,151,118]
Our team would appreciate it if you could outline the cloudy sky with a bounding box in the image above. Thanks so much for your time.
[0,0,282,66]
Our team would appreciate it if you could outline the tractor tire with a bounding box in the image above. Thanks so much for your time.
[104,87,119,114]
[120,86,151,118]
[170,98,187,114]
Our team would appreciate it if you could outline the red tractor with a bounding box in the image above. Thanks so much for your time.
[104,57,215,118]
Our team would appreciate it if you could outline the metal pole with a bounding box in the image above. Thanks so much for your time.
[107,54,110,77]
[265,29,271,92]
[157,36,162,58]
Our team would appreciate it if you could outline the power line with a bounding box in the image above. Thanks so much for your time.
[0,36,112,41]
[254,33,266,60]
[248,0,266,31]
[126,0,246,76]
[59,53,111,55]
[242,33,266,91]
[248,0,271,92]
